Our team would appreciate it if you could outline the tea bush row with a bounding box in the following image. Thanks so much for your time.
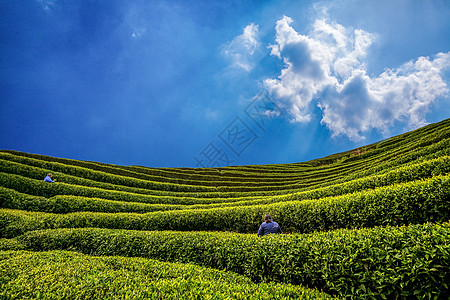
[0,187,184,214]
[1,156,449,215]
[2,119,448,185]
[4,136,449,200]
[0,156,353,194]
[0,159,191,197]
[0,150,319,183]
[337,138,450,184]
[1,153,449,210]
[0,172,238,206]
[0,153,218,192]
[6,221,449,299]
[1,175,448,237]
[0,250,335,299]
[0,153,372,193]
[0,138,446,202]
[1,152,333,186]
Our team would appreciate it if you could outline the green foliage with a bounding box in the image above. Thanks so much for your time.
[0,238,24,251]
[1,119,449,197]
[0,118,449,299]
[1,156,449,215]
[1,175,449,237]
[7,221,450,299]
[0,172,228,205]
[0,187,185,214]
[0,250,335,299]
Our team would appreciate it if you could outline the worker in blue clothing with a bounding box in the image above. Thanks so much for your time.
[257,214,282,236]
[44,173,56,183]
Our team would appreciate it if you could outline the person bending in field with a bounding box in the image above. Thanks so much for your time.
[257,214,281,236]
[44,173,56,183]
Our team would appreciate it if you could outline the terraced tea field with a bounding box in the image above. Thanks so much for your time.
[1,118,449,299]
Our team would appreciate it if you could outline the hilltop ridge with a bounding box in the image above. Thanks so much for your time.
[1,118,449,299]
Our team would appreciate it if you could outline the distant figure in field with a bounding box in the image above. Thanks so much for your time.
[44,173,56,183]
[257,214,281,236]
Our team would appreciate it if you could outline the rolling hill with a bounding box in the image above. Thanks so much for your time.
[1,118,449,299]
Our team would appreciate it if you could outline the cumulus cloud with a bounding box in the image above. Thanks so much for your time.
[320,53,450,140]
[222,23,261,72]
[265,16,450,140]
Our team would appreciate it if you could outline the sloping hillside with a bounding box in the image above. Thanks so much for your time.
[1,118,449,299]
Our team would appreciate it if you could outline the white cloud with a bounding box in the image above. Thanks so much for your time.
[265,16,450,140]
[222,23,261,72]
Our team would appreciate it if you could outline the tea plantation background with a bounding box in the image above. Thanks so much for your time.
[1,118,449,299]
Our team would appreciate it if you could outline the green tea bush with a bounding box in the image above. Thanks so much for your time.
[1,152,449,211]
[2,117,448,185]
[0,238,24,251]
[2,129,447,192]
[1,138,449,201]
[9,221,450,299]
[1,118,450,299]
[0,172,235,205]
[0,155,218,192]
[1,153,329,187]
[0,250,335,299]
[0,187,183,214]
[0,156,360,193]
[2,157,449,214]
[1,175,448,237]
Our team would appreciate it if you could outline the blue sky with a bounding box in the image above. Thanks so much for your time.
[1,0,449,168]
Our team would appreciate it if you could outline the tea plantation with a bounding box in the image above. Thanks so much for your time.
[1,118,449,299]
